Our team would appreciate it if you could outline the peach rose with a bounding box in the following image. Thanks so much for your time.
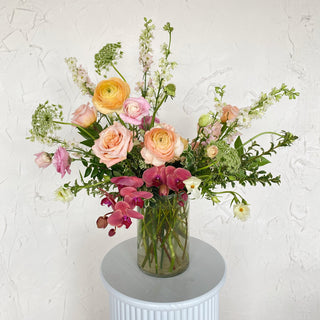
[141,123,184,166]
[206,145,218,158]
[71,103,97,128]
[220,105,239,123]
[92,77,130,114]
[92,122,133,168]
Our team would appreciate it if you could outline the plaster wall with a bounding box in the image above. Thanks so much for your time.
[1,0,319,319]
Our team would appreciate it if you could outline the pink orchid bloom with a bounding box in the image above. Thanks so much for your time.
[100,191,116,209]
[52,147,71,178]
[178,191,189,207]
[143,166,192,195]
[166,168,192,192]
[120,186,153,208]
[111,176,144,191]
[142,165,169,195]
[107,201,144,228]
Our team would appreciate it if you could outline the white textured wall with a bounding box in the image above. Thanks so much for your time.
[1,0,319,319]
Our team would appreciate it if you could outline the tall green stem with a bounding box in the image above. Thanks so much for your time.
[111,62,126,82]
[240,131,282,148]
[53,121,96,140]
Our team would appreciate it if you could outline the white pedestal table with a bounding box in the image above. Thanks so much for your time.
[101,237,226,320]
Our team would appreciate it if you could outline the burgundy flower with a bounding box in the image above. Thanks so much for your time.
[111,176,144,190]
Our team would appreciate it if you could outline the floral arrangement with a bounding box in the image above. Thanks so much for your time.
[29,18,299,239]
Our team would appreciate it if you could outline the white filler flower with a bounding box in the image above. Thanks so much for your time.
[233,203,250,221]
[184,176,202,199]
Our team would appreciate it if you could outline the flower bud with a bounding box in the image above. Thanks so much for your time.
[96,216,108,229]
[34,152,52,168]
[198,114,212,127]
[164,83,176,97]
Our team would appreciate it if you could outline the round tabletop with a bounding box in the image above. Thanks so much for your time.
[101,237,226,304]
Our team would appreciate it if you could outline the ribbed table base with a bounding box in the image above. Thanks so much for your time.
[109,294,219,320]
[101,238,225,320]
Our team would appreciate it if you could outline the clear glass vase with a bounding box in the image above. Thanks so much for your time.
[137,195,189,277]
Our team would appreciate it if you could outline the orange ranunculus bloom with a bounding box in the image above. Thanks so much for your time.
[141,124,184,166]
[92,77,130,114]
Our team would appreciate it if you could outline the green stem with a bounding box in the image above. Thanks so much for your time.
[168,233,175,272]
[214,190,247,203]
[53,121,96,140]
[195,161,218,173]
[239,131,282,148]
[115,113,127,127]
[72,180,107,193]
[111,62,126,82]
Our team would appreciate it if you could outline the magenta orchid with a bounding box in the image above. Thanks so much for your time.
[98,176,153,237]
[142,165,192,195]
[107,201,144,228]
[166,168,192,192]
[100,191,116,208]
[120,186,153,208]
[110,176,144,190]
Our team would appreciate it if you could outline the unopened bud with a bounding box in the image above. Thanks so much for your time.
[198,114,212,127]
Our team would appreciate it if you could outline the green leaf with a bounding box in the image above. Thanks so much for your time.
[255,156,271,166]
[81,159,88,167]
[84,167,92,178]
[80,139,94,147]
[91,167,99,178]
[234,136,244,157]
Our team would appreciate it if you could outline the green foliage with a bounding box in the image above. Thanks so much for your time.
[214,85,226,102]
[94,42,123,77]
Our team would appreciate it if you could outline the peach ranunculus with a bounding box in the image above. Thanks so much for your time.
[141,123,184,166]
[220,105,239,123]
[71,103,97,128]
[92,77,130,114]
[92,122,133,168]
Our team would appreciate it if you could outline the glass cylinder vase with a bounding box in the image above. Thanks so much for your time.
[137,195,189,277]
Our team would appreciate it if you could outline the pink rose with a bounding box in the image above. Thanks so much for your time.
[220,105,239,123]
[34,152,52,168]
[141,123,184,166]
[52,147,71,178]
[92,122,133,168]
[71,103,97,128]
[120,97,151,125]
